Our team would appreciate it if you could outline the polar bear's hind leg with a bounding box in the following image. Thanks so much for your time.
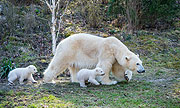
[8,74,17,85]
[69,66,79,82]
[43,56,69,83]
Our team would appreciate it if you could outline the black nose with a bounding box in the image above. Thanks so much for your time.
[101,73,105,76]
[137,70,145,73]
[142,70,145,73]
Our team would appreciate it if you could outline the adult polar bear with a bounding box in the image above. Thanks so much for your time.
[43,33,145,85]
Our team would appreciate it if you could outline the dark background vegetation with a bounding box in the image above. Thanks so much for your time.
[0,0,180,107]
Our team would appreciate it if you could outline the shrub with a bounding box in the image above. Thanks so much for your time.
[77,0,103,28]
[108,0,126,18]
[108,0,180,30]
[140,0,180,29]
[108,0,141,33]
[0,58,16,79]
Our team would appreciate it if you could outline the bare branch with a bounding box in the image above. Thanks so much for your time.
[55,0,61,9]
[56,0,70,39]
[44,0,53,13]
[56,0,60,17]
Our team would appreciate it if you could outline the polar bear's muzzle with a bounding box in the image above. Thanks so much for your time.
[137,65,145,73]
[101,73,105,76]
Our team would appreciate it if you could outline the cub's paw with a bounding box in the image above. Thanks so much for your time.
[20,83,25,85]
[8,82,15,86]
[95,82,100,85]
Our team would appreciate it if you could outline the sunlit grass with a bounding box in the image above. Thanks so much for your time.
[0,30,180,108]
[1,79,179,108]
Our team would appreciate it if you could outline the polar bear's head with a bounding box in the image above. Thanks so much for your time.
[119,53,145,73]
[95,67,105,76]
[28,65,38,74]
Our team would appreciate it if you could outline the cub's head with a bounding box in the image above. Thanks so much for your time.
[95,67,105,76]
[28,65,38,74]
[120,53,145,73]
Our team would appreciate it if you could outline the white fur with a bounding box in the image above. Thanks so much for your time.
[124,70,132,82]
[43,33,144,85]
[77,67,105,87]
[8,65,38,85]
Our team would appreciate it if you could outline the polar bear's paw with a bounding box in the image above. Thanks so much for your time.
[51,80,56,84]
[44,80,56,84]
[81,85,87,87]
[32,81,38,83]
[101,80,117,85]
[110,80,118,85]
[8,81,15,86]
[124,70,132,82]
[80,83,87,87]
[20,82,25,85]
[95,82,100,85]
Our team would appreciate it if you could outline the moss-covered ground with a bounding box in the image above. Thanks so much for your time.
[0,28,180,107]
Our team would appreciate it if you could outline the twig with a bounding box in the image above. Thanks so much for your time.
[56,0,70,40]
[41,0,53,13]
[55,0,61,8]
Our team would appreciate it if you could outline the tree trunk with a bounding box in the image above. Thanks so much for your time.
[51,0,56,55]
[125,0,139,34]
[43,0,69,55]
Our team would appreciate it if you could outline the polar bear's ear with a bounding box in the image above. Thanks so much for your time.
[28,65,33,70]
[125,56,130,61]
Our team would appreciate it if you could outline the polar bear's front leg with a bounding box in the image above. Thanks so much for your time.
[97,62,117,85]
[69,66,79,82]
[79,80,87,87]
[101,74,117,85]
[8,74,17,85]
[124,70,132,82]
[88,78,100,85]
[28,74,37,83]
[19,77,24,85]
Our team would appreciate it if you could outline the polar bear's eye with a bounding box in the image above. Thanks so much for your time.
[136,63,140,65]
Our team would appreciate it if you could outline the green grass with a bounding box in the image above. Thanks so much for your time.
[0,75,180,108]
[0,28,180,107]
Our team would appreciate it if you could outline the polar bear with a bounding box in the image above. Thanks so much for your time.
[43,33,145,85]
[77,67,105,87]
[8,65,38,85]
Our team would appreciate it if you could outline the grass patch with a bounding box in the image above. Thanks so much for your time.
[1,80,179,108]
[0,27,180,107]
[124,34,180,70]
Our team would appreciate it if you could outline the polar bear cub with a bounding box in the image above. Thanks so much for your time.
[77,67,105,87]
[8,65,38,85]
